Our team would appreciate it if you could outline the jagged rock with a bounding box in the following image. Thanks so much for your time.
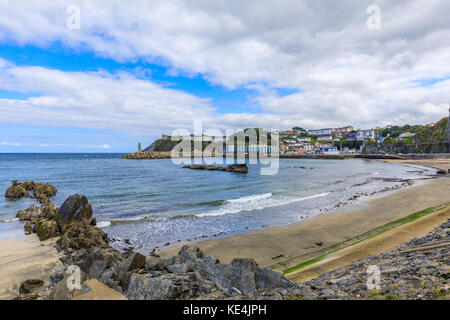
[33,182,57,198]
[126,272,203,300]
[57,222,109,251]
[19,279,44,294]
[178,246,294,296]
[48,268,91,300]
[39,202,57,220]
[35,219,60,241]
[24,221,32,235]
[5,180,57,202]
[57,194,94,230]
[5,182,28,199]
[124,252,146,272]
[16,205,39,222]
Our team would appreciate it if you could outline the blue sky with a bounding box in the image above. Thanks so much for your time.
[0,44,264,152]
[0,1,449,152]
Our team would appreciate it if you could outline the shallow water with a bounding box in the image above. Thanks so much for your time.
[0,153,436,251]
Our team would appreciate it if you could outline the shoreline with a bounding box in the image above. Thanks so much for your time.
[0,234,62,300]
[160,171,450,273]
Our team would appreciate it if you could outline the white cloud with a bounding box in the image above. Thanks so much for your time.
[1,141,21,146]
[0,0,449,132]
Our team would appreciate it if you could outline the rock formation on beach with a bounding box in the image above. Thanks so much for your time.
[182,163,248,173]
[8,182,297,300]
[5,180,56,203]
[6,180,449,300]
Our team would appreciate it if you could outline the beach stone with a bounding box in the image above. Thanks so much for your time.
[19,279,45,294]
[79,248,123,279]
[124,252,146,272]
[5,182,28,199]
[57,194,94,229]
[35,219,60,241]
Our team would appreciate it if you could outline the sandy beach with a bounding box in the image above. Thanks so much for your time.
[161,163,450,273]
[0,234,62,300]
[1,159,449,299]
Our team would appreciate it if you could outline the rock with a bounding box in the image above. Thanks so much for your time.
[39,202,57,219]
[254,266,296,290]
[49,275,91,300]
[5,180,57,202]
[225,164,249,173]
[5,182,28,199]
[57,222,109,251]
[57,194,94,229]
[33,182,57,198]
[19,279,44,294]
[24,221,32,235]
[182,164,248,173]
[35,219,60,241]
[80,248,124,279]
[124,252,146,272]
[126,272,201,300]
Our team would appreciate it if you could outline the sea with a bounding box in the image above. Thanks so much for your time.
[0,153,437,253]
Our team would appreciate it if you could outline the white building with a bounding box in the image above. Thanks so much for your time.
[317,135,333,141]
[308,128,333,136]
[357,130,376,141]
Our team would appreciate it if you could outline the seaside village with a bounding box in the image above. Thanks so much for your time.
[157,125,423,156]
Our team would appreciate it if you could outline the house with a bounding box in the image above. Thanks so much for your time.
[357,130,376,141]
[399,132,415,138]
[297,137,311,142]
[345,133,357,141]
[333,126,354,137]
[308,128,333,136]
[317,135,333,141]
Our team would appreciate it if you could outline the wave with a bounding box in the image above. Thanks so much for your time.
[196,192,329,217]
[96,221,111,228]
[0,217,19,223]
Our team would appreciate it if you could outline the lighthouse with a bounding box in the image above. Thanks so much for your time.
[138,142,142,152]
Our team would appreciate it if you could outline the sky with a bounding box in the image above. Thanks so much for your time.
[0,0,449,152]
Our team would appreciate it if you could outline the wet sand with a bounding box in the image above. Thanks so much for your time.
[287,204,450,282]
[161,176,450,272]
[380,158,450,171]
[0,234,62,299]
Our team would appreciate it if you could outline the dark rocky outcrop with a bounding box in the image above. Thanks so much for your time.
[56,194,95,230]
[5,181,28,199]
[35,219,60,241]
[5,180,57,204]
[57,223,109,252]
[183,163,248,173]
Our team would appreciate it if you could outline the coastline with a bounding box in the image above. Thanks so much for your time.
[160,173,450,272]
[0,158,449,299]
